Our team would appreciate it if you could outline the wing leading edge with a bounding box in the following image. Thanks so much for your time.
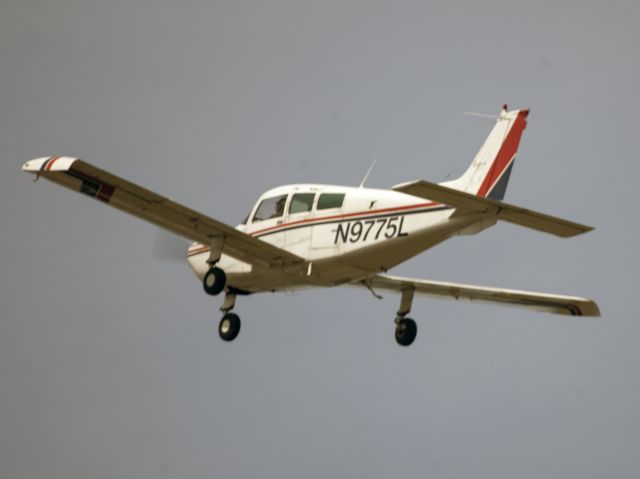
[363,273,601,317]
[22,156,304,269]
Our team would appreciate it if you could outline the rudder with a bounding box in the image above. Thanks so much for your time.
[442,105,529,200]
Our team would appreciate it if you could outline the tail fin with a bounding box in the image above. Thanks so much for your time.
[442,105,529,200]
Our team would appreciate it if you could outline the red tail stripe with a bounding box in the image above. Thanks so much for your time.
[476,110,528,198]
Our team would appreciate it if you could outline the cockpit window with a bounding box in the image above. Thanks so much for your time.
[252,194,288,222]
[317,193,345,210]
[289,193,315,214]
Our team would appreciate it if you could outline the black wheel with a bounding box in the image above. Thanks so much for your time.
[203,267,226,296]
[218,313,241,341]
[395,317,417,346]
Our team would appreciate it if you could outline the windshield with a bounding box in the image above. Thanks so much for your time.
[252,194,287,222]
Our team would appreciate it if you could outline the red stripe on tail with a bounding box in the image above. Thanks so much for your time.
[476,109,529,198]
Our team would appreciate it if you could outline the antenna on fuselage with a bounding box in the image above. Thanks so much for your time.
[359,158,377,188]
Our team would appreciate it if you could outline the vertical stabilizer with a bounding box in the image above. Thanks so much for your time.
[442,105,529,200]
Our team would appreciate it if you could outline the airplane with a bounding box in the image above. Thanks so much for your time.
[22,105,600,346]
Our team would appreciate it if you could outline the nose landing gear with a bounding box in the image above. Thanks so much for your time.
[219,312,241,341]
[218,291,240,341]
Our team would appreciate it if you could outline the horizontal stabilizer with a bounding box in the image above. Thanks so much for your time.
[364,274,601,317]
[393,180,593,238]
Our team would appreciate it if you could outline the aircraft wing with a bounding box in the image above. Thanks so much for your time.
[363,273,601,317]
[22,156,304,269]
[393,179,593,238]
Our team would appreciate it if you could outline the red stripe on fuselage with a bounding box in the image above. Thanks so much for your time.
[476,110,529,198]
[186,201,443,257]
[249,201,440,236]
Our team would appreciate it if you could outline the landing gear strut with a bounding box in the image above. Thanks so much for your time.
[394,287,417,346]
[218,292,240,341]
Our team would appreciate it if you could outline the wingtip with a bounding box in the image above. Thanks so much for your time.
[575,299,601,317]
[22,157,50,172]
[570,224,596,237]
[22,156,78,174]
[586,304,602,317]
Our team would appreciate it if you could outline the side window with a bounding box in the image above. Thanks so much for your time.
[289,193,315,214]
[252,194,288,222]
[317,193,345,210]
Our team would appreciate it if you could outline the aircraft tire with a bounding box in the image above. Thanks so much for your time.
[203,267,226,296]
[219,313,241,341]
[395,318,417,346]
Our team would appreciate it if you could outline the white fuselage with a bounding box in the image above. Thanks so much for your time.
[187,184,495,292]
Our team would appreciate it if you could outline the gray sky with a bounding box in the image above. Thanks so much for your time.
[1,1,638,478]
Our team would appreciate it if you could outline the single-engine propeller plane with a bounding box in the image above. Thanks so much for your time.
[22,106,600,346]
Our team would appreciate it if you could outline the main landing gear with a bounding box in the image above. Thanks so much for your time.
[203,264,418,346]
[395,317,417,346]
[203,237,226,296]
[203,266,226,296]
[394,287,417,346]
